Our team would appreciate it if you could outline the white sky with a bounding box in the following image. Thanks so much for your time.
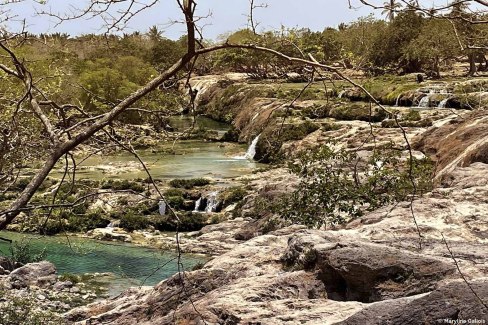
[5,0,377,39]
[5,0,482,39]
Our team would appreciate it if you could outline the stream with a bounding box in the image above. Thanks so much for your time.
[2,116,262,297]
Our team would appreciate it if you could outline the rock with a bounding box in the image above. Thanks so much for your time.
[0,256,20,271]
[336,280,488,325]
[53,281,73,291]
[8,261,57,288]
[70,286,80,293]
[413,110,488,178]
[0,265,10,275]
[313,241,455,302]
[89,228,132,242]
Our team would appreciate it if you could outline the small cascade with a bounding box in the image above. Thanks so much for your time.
[193,197,202,212]
[244,134,261,160]
[418,95,430,108]
[205,191,220,213]
[338,90,346,99]
[395,94,401,107]
[106,222,113,229]
[234,134,261,161]
[438,98,449,109]
[158,200,167,216]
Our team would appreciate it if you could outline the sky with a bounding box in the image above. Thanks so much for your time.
[3,0,378,39]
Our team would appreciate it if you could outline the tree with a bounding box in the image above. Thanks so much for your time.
[0,0,398,231]
[404,19,460,78]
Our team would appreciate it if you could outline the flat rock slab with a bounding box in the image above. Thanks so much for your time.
[336,280,488,325]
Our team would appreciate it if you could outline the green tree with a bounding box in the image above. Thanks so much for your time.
[404,19,460,77]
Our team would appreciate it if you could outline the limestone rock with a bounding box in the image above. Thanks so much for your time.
[336,280,488,325]
[8,261,57,288]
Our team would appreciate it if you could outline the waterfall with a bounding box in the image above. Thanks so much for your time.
[193,197,202,212]
[106,222,113,229]
[205,191,219,213]
[244,134,261,160]
[158,200,166,215]
[438,98,449,109]
[338,90,346,99]
[395,94,401,107]
[418,95,430,108]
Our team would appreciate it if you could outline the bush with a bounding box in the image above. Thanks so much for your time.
[9,239,46,265]
[164,188,184,197]
[169,178,210,189]
[67,211,110,232]
[150,212,207,231]
[221,186,248,206]
[403,109,421,121]
[119,213,150,232]
[254,121,320,163]
[279,143,434,228]
[0,289,61,325]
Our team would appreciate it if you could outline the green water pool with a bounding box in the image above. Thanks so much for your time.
[0,231,205,296]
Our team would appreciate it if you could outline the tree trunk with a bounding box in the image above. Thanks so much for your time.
[468,52,477,76]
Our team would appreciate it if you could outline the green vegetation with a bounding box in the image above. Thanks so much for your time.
[220,187,248,206]
[169,178,210,189]
[279,143,434,228]
[9,239,46,265]
[255,121,321,163]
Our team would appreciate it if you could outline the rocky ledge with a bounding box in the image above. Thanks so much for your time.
[67,159,488,324]
[0,260,109,322]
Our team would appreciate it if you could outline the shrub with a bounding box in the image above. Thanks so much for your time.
[9,239,46,265]
[119,213,150,232]
[221,186,248,206]
[279,143,434,228]
[404,109,421,121]
[67,211,110,232]
[0,289,62,325]
[150,212,207,231]
[164,188,184,197]
[169,178,210,189]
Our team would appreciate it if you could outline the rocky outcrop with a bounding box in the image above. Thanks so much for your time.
[66,78,488,324]
[8,261,57,288]
[282,236,455,303]
[336,280,488,325]
[414,110,488,179]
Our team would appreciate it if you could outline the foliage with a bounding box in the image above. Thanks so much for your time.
[221,186,248,205]
[119,213,150,232]
[150,212,207,231]
[9,239,46,265]
[66,211,111,233]
[279,143,434,228]
[169,178,210,189]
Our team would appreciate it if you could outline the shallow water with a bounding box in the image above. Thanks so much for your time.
[0,231,204,296]
[70,140,264,180]
[168,115,230,136]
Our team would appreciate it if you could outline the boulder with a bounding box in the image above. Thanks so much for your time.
[8,261,57,288]
[53,280,74,291]
[336,280,488,325]
[282,236,456,302]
